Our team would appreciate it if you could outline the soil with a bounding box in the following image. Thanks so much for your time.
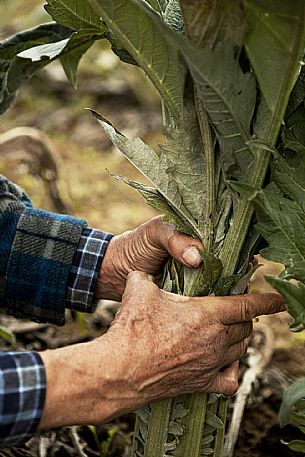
[1,11,305,456]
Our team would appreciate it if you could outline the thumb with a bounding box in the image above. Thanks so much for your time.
[123,271,156,299]
[210,362,239,396]
[152,218,203,268]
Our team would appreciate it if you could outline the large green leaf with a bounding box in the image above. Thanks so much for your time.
[88,0,185,124]
[230,182,305,283]
[45,0,103,30]
[134,1,256,181]
[0,23,73,112]
[110,174,197,237]
[244,0,305,117]
[279,378,305,427]
[266,278,305,332]
[90,109,203,239]
[272,151,305,213]
[159,85,206,224]
[0,29,104,114]
[230,174,305,329]
[180,0,246,48]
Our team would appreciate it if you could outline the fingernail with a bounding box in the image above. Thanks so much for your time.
[182,247,202,268]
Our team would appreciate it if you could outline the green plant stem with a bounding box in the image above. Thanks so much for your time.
[195,89,215,249]
[143,399,172,457]
[219,149,270,276]
[173,393,208,457]
[213,397,228,457]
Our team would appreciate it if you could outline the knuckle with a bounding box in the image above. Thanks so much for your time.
[227,380,239,396]
[241,301,253,321]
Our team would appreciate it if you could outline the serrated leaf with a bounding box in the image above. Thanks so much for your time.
[88,0,185,124]
[205,411,224,430]
[159,85,206,223]
[171,403,190,421]
[288,440,305,453]
[266,278,305,332]
[231,181,305,284]
[135,3,256,181]
[280,380,305,427]
[168,420,184,436]
[45,0,103,30]
[272,151,305,213]
[90,110,203,239]
[181,0,246,49]
[110,175,196,238]
[244,0,305,116]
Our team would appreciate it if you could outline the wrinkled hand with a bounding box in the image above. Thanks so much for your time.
[99,272,285,410]
[39,271,285,429]
[96,217,203,301]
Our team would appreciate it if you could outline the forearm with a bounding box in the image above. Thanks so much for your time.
[38,337,137,429]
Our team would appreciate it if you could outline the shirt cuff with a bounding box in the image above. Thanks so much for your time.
[66,228,113,313]
[0,351,46,447]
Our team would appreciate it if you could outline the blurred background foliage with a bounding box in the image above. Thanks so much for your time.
[0,0,161,233]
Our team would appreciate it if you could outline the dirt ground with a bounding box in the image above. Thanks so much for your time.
[1,8,305,456]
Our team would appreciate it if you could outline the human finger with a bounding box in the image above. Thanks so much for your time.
[150,217,203,268]
[209,362,239,396]
[219,293,286,324]
[122,271,156,302]
[224,339,249,366]
[227,321,253,344]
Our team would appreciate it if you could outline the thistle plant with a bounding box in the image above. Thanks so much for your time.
[2,1,305,456]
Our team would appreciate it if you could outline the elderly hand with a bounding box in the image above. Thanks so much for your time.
[39,272,285,429]
[96,217,203,301]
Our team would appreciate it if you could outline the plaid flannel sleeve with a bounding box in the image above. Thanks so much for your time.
[0,351,46,447]
[66,228,113,313]
[0,175,87,326]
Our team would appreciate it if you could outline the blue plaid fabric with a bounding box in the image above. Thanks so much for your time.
[0,352,45,447]
[0,176,114,447]
[0,175,87,325]
[67,228,113,313]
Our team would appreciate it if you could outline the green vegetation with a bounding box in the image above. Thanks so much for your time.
[2,1,305,456]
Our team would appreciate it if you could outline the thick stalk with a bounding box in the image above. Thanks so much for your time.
[143,399,172,457]
[219,150,270,275]
[172,393,208,457]
[220,89,295,276]
[195,89,215,250]
[213,397,228,457]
